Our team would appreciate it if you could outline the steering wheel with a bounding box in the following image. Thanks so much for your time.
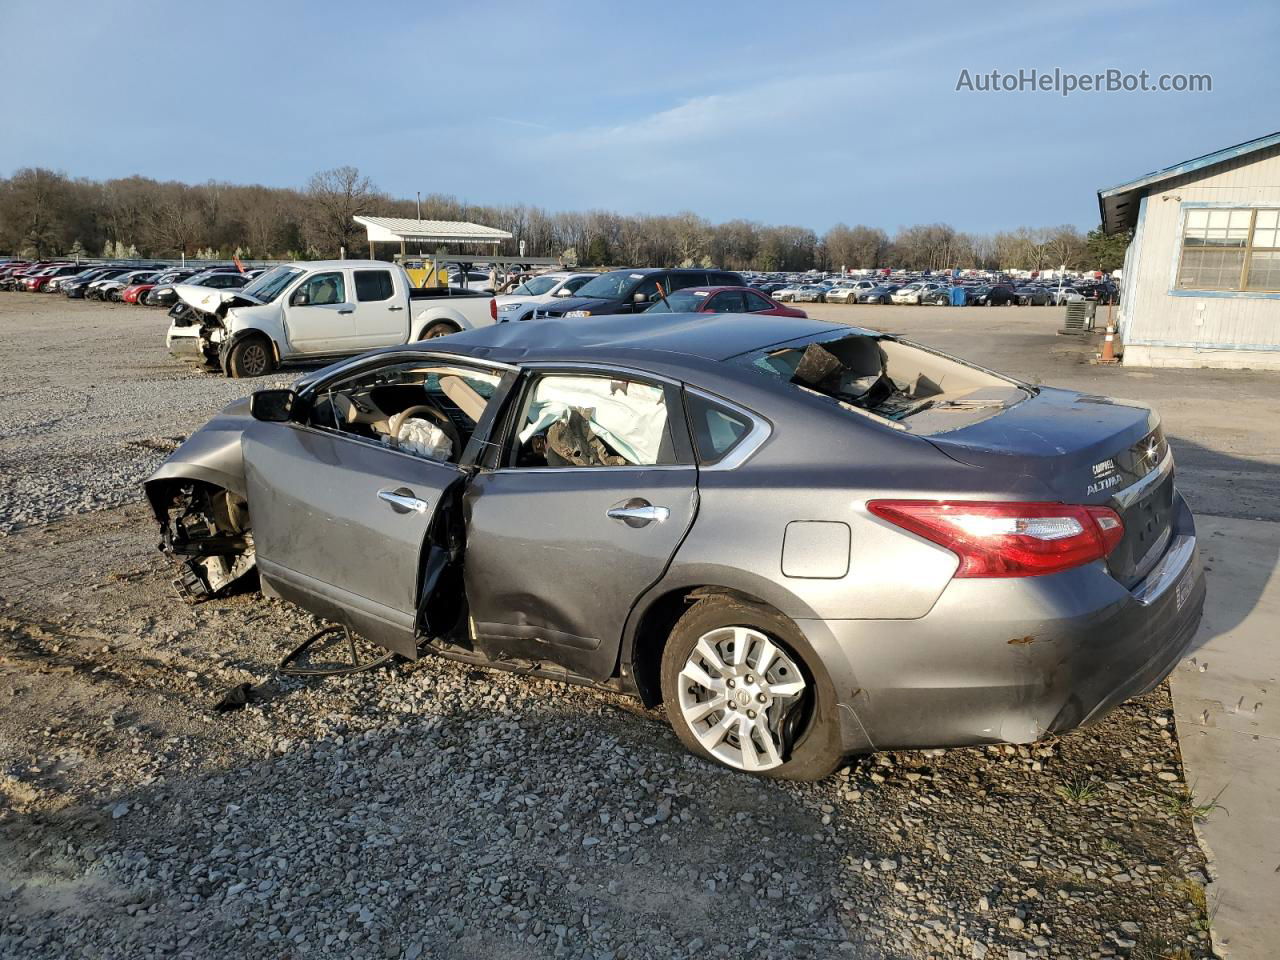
[387,404,462,460]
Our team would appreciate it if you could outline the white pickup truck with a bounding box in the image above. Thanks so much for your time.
[166,260,497,378]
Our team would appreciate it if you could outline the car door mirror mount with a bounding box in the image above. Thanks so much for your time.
[291,289,309,306]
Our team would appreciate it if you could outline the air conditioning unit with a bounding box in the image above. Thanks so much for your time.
[1059,301,1097,335]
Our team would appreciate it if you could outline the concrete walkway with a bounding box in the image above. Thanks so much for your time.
[1170,515,1280,959]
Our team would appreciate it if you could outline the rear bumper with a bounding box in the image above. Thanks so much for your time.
[801,490,1205,753]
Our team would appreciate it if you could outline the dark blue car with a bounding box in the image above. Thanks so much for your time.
[534,267,743,319]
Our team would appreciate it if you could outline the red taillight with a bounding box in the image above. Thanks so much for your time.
[867,500,1125,578]
[489,298,497,321]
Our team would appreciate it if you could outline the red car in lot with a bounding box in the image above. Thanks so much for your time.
[121,281,155,304]
[23,264,78,291]
[642,285,809,318]
[122,269,197,305]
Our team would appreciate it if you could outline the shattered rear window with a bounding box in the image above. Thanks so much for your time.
[731,332,1026,431]
[738,335,890,409]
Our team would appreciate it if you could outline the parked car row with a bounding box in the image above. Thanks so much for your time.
[0,259,261,305]
[765,274,1117,307]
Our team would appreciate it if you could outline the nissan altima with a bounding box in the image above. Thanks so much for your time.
[145,313,1205,780]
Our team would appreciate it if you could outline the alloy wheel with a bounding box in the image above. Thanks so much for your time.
[241,343,268,376]
[677,626,806,772]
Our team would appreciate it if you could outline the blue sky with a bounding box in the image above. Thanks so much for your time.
[4,0,1277,233]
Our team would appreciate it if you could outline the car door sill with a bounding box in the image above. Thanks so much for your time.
[474,621,601,651]
[421,639,636,696]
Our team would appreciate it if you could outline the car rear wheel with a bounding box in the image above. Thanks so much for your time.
[660,597,843,781]
[420,321,460,340]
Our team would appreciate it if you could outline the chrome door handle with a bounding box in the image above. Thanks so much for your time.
[607,503,669,525]
[378,488,429,513]
[338,307,354,315]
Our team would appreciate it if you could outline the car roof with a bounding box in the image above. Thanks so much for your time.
[422,312,843,366]
[672,285,758,295]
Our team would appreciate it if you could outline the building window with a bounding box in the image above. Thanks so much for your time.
[1176,207,1280,291]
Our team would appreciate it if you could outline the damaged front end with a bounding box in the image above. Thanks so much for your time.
[166,285,260,367]
[149,481,255,600]
[144,395,257,601]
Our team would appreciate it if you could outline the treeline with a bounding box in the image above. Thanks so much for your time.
[0,165,1132,272]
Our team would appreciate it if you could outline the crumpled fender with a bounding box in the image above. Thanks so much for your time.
[144,397,252,504]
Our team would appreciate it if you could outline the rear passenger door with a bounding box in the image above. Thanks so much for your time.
[351,268,406,346]
[463,367,698,679]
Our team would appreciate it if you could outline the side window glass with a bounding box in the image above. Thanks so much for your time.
[685,393,753,465]
[296,271,346,306]
[565,276,592,293]
[745,292,773,311]
[354,270,394,302]
[711,291,745,312]
[509,374,675,468]
[632,278,661,304]
[308,360,500,462]
[667,272,707,292]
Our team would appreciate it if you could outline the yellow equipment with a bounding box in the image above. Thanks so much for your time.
[400,258,451,289]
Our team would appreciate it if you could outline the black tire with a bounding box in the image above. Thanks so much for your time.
[420,321,460,340]
[225,336,275,378]
[659,596,844,781]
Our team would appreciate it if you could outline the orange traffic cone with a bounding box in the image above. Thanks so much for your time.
[1098,322,1119,364]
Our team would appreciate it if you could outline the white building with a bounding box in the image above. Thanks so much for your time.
[1098,130,1280,370]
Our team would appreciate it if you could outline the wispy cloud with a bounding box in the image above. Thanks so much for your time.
[489,116,552,130]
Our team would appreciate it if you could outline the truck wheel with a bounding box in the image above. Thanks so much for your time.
[420,321,460,340]
[226,337,275,378]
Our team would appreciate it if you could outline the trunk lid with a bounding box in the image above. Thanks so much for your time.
[926,387,1174,588]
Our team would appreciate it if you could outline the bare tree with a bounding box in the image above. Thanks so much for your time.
[303,166,379,257]
[0,165,1104,272]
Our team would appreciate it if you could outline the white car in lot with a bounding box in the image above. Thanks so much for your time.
[824,280,878,303]
[495,272,596,323]
[775,284,826,303]
[890,281,945,305]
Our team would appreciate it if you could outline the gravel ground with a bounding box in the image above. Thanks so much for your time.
[0,293,1219,959]
[0,294,293,534]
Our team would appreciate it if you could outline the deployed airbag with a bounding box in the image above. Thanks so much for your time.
[520,375,667,465]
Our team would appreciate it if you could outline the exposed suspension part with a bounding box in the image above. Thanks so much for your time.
[156,482,256,600]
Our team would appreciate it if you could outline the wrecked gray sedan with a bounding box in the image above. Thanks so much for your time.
[145,313,1205,779]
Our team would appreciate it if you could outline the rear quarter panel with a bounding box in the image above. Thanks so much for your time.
[644,372,1054,624]
[622,369,1059,748]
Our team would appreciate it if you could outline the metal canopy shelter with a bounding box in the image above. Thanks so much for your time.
[353,215,514,255]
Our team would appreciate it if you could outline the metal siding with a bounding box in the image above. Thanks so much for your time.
[1125,145,1280,357]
